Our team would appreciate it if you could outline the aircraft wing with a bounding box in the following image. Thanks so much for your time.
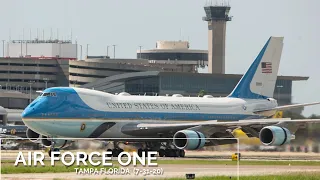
[124,118,320,138]
[253,102,320,114]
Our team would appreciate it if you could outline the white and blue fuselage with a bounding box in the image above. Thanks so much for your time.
[22,87,277,139]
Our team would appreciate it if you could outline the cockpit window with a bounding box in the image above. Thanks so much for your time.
[41,92,56,97]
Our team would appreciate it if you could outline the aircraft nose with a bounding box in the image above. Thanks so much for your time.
[22,108,34,118]
[22,101,40,118]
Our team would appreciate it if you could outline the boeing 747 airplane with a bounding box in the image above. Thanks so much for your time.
[21,37,320,157]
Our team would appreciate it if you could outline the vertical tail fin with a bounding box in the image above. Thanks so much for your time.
[228,36,284,99]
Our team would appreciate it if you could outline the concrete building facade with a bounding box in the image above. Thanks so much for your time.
[137,41,208,68]
[6,39,77,60]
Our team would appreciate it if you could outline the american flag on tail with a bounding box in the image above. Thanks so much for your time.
[261,62,272,73]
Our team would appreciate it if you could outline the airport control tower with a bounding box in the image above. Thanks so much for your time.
[203,4,232,74]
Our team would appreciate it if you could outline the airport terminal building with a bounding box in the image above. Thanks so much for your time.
[0,37,310,124]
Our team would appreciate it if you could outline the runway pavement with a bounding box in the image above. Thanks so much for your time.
[2,151,320,179]
[2,164,320,180]
[2,150,320,161]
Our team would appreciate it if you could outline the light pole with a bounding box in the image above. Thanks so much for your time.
[112,45,116,59]
[2,40,5,57]
[58,42,62,58]
[80,45,82,60]
[28,81,35,104]
[107,46,109,57]
[43,78,49,89]
[86,44,89,58]
[75,39,77,60]
[139,45,142,59]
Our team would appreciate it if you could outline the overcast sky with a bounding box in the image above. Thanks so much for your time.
[0,0,319,116]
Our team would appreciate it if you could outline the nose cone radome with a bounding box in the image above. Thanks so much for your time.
[22,100,41,118]
[22,107,34,118]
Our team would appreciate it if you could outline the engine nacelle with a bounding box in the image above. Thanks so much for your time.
[26,128,40,142]
[40,136,52,147]
[40,136,72,149]
[173,130,206,150]
[259,126,292,146]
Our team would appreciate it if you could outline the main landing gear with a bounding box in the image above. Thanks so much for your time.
[157,142,185,157]
[106,148,124,157]
[106,141,124,157]
[158,148,185,157]
[136,142,185,157]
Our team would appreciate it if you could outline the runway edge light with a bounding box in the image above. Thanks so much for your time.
[186,173,195,179]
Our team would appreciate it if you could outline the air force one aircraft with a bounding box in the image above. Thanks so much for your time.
[22,36,320,157]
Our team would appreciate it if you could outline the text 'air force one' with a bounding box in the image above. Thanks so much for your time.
[21,37,320,157]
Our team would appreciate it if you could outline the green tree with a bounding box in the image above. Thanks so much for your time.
[198,90,206,97]
[308,114,320,119]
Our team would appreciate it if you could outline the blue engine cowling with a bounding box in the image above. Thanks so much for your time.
[259,126,292,146]
[173,130,206,150]
[41,136,72,149]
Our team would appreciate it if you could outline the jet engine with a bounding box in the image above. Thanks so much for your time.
[26,128,40,142]
[40,136,73,149]
[259,126,292,146]
[173,130,206,150]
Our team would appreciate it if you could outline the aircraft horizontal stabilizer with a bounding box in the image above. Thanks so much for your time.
[254,102,320,114]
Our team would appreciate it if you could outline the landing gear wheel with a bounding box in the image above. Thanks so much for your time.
[170,149,176,157]
[145,148,156,157]
[165,149,174,157]
[48,148,60,157]
[107,149,113,157]
[112,149,117,157]
[174,149,180,157]
[144,148,149,156]
[158,149,165,157]
[112,149,123,157]
[138,148,143,157]
[179,149,185,157]
[79,154,88,160]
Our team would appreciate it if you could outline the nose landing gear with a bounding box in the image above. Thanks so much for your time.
[48,141,60,157]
